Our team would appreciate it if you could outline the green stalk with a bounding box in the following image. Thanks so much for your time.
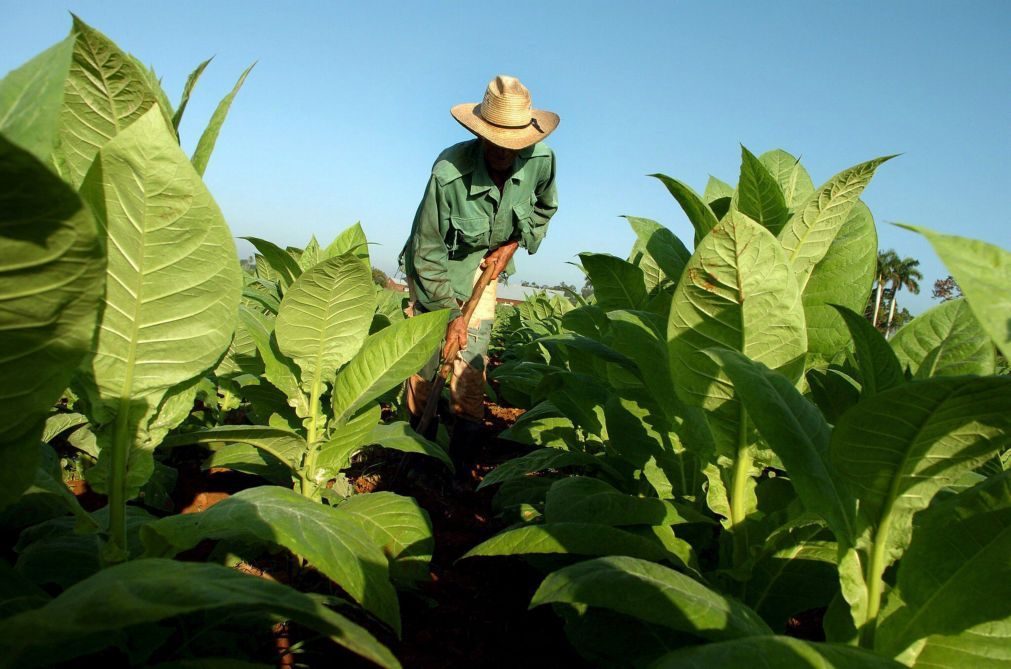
[729,407,752,567]
[300,378,323,498]
[860,514,894,647]
[106,399,132,563]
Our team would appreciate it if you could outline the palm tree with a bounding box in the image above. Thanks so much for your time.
[872,249,899,327]
[885,256,923,335]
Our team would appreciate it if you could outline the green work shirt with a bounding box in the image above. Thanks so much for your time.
[401,139,558,313]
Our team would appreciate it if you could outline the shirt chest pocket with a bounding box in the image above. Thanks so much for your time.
[448,215,490,256]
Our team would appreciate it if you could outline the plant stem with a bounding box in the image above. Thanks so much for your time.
[860,517,893,647]
[106,400,131,562]
[729,409,752,567]
[300,379,323,498]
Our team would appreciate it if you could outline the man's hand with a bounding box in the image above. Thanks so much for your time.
[443,316,468,359]
[481,240,519,279]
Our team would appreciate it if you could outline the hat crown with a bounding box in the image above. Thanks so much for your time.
[479,75,532,129]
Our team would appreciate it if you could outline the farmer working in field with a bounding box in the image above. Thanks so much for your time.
[400,74,559,471]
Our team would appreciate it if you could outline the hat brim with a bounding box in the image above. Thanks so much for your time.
[450,103,559,150]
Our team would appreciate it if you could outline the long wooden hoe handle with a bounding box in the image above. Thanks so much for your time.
[416,261,499,435]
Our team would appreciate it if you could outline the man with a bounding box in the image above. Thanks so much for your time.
[400,75,559,467]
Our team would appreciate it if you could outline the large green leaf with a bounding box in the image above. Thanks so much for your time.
[141,486,401,634]
[55,16,160,188]
[803,201,878,358]
[0,135,104,507]
[191,63,254,176]
[76,106,240,502]
[162,425,307,472]
[890,298,995,377]
[832,377,1011,569]
[498,403,581,449]
[898,225,1011,361]
[650,636,904,668]
[580,252,647,311]
[336,491,434,583]
[625,216,691,286]
[331,309,450,423]
[531,556,772,641]
[462,523,676,564]
[668,213,807,453]
[734,146,791,236]
[203,443,293,486]
[707,349,856,545]
[323,221,370,263]
[833,305,905,398]
[759,149,815,207]
[0,35,74,161]
[367,421,454,471]
[544,476,711,527]
[778,156,894,290]
[651,174,721,247]
[0,559,399,669]
[876,471,1011,659]
[477,447,621,489]
[275,254,375,393]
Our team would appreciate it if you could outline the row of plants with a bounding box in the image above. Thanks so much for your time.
[470,148,1011,667]
[1,17,455,668]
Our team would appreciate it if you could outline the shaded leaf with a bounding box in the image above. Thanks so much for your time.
[832,305,904,398]
[650,636,903,668]
[336,492,434,583]
[0,559,399,668]
[0,34,74,160]
[580,252,647,311]
[462,523,676,564]
[141,486,401,634]
[891,298,995,377]
[651,174,721,246]
[0,135,104,508]
[531,556,772,640]
[897,225,1010,361]
[735,145,790,236]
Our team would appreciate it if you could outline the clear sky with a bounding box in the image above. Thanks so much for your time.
[4,1,1009,314]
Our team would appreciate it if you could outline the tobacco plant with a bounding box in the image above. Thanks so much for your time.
[470,148,1010,668]
[0,18,423,668]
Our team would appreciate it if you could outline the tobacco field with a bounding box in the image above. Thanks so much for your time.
[1,17,1009,669]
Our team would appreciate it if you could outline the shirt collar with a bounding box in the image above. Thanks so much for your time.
[468,141,533,197]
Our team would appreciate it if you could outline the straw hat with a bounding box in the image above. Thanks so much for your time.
[451,75,559,150]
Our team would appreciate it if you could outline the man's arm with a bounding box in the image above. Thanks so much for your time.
[408,176,460,315]
[519,148,558,255]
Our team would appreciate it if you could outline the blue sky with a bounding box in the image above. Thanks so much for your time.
[3,1,1008,314]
